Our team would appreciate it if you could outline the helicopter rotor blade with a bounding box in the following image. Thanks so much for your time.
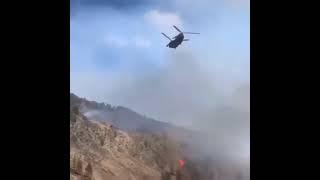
[161,33,172,41]
[173,25,182,33]
[183,39,189,41]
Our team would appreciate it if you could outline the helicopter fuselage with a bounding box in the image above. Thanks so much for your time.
[167,33,184,49]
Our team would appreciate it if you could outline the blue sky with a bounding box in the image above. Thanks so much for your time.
[71,0,250,164]
[70,0,250,125]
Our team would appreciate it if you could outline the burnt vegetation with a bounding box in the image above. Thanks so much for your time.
[70,93,249,180]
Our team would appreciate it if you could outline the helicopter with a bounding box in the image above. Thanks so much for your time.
[161,25,200,49]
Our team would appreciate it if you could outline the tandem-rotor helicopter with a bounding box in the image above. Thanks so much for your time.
[161,25,200,49]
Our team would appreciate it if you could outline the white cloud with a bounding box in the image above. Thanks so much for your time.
[173,0,249,10]
[104,34,152,49]
[144,10,183,32]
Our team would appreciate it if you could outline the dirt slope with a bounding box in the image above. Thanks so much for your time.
[70,94,249,180]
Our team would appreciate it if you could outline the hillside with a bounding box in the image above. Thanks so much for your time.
[70,104,193,180]
[70,93,249,180]
[70,93,204,145]
[71,93,180,134]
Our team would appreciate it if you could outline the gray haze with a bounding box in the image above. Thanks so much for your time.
[74,49,250,167]
[107,50,249,165]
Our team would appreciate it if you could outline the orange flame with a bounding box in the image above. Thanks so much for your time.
[178,159,185,168]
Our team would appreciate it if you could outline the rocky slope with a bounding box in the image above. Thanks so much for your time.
[70,93,249,180]
[70,104,184,180]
